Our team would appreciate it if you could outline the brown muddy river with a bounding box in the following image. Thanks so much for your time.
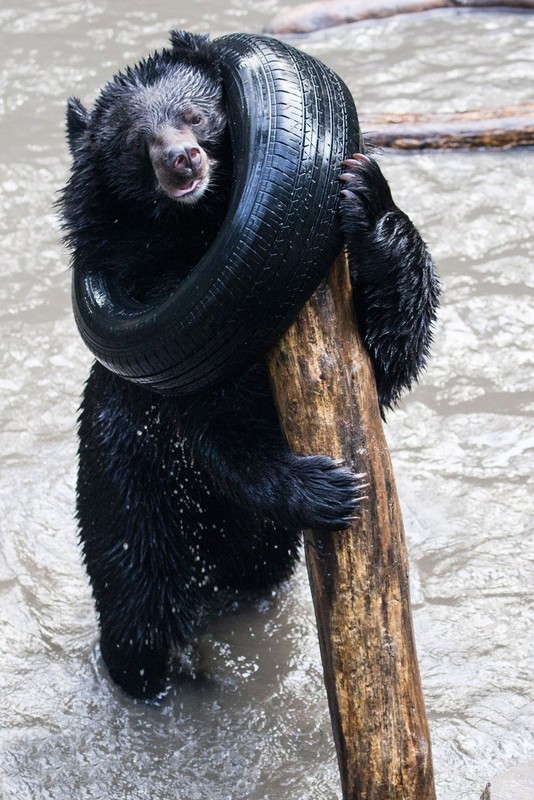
[0,2,533,799]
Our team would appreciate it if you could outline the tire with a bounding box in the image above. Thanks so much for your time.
[72,33,361,394]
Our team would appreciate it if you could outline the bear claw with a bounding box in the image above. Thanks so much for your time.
[339,153,396,230]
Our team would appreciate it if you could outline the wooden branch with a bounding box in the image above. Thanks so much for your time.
[267,251,435,800]
[361,107,534,149]
[269,0,534,35]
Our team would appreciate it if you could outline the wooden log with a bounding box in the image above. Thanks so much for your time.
[362,104,534,123]
[361,107,534,149]
[267,251,436,800]
[269,0,534,36]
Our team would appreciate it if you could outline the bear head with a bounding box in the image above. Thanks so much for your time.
[66,31,227,207]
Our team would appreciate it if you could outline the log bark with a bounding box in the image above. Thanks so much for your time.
[269,0,534,35]
[361,107,534,149]
[267,251,435,799]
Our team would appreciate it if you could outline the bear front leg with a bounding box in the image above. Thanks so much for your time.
[188,411,366,532]
[339,153,440,411]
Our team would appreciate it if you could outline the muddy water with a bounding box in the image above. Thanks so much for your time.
[1,3,533,799]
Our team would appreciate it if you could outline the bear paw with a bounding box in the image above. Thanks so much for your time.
[339,153,396,233]
[100,636,171,701]
[285,454,367,532]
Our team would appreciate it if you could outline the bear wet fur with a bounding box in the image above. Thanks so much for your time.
[60,31,439,700]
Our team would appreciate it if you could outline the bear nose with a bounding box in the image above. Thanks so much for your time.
[167,145,202,174]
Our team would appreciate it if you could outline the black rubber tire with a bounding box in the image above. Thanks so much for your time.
[72,33,361,394]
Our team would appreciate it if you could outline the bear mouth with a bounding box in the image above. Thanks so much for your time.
[155,173,208,203]
[168,179,201,199]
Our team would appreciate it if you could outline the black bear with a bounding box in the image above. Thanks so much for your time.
[60,31,439,700]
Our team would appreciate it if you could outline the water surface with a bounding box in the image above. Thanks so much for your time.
[0,4,533,799]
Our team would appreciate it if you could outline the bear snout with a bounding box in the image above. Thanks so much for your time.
[149,126,208,202]
[167,144,202,174]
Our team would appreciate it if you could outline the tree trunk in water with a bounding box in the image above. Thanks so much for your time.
[361,106,534,149]
[267,251,436,800]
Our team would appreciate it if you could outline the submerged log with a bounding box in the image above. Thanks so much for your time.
[269,0,534,35]
[361,106,534,149]
[267,251,436,799]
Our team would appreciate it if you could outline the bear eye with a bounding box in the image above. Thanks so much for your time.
[125,133,145,153]
[184,110,204,126]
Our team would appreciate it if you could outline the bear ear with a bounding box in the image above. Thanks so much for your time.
[169,30,211,54]
[169,30,219,73]
[66,97,90,155]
